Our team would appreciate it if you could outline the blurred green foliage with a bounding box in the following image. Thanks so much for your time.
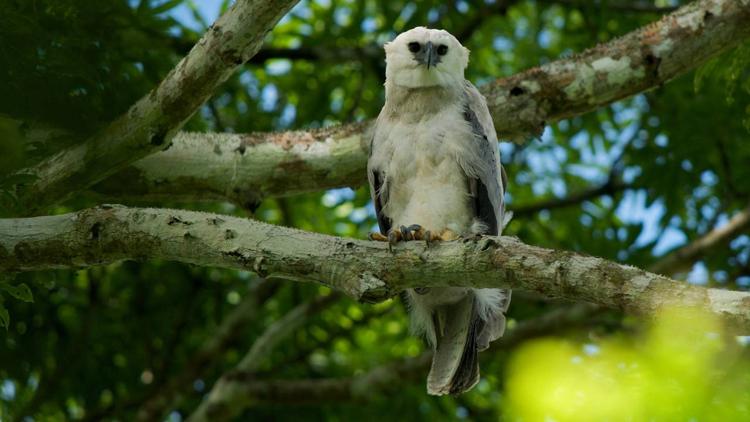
[505,307,750,421]
[0,0,749,420]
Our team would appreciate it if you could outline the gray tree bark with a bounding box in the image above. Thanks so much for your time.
[1,205,748,331]
[6,0,301,216]
[90,124,371,209]
[80,0,750,207]
[2,0,748,420]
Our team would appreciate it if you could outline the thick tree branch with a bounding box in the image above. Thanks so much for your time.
[163,201,742,417]
[89,124,371,208]
[86,0,750,206]
[181,228,723,418]
[6,0,300,216]
[483,0,750,140]
[1,206,747,331]
[184,208,743,415]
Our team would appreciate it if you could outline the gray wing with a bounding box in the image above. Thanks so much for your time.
[366,121,391,235]
[462,81,506,236]
[461,82,512,363]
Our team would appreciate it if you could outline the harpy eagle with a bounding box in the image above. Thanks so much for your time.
[367,27,511,395]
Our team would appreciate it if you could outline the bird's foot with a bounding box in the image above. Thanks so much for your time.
[417,227,461,247]
[368,226,459,250]
[368,224,428,251]
[368,227,409,251]
[399,224,425,241]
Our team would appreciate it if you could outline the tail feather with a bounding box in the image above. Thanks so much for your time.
[426,295,475,395]
[425,290,510,395]
[448,313,481,394]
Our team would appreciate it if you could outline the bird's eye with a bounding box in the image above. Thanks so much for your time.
[437,45,448,55]
[408,42,421,53]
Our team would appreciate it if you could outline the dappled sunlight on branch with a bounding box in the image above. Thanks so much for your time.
[504,307,750,421]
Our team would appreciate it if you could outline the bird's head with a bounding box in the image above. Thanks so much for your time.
[384,27,469,89]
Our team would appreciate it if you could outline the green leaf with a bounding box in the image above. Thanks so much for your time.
[151,0,183,15]
[0,304,8,330]
[0,283,34,303]
[693,56,718,94]
[220,0,232,13]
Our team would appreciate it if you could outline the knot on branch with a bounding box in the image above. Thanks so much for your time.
[356,272,389,304]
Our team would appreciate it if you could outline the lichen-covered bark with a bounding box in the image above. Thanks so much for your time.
[485,0,750,140]
[85,0,750,205]
[7,0,300,216]
[90,123,371,208]
[1,206,747,331]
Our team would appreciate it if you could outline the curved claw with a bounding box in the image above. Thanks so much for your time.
[368,232,388,242]
[379,224,456,250]
[387,229,403,252]
[407,224,423,240]
[422,228,458,246]
[400,225,412,241]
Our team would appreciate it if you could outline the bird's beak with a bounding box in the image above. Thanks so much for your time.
[425,41,436,69]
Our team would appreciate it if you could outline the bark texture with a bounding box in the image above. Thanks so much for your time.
[486,0,750,139]
[7,0,300,216]
[91,124,371,208]
[145,204,741,420]
[1,206,747,331]
[14,0,750,211]
[80,0,750,205]
[12,0,748,207]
